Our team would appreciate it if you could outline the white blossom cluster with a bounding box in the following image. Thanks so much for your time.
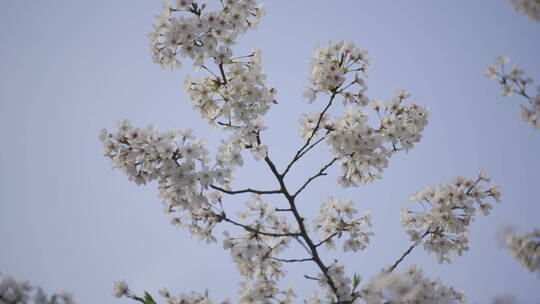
[300,42,428,186]
[222,196,298,303]
[485,56,540,129]
[401,170,501,263]
[505,228,540,274]
[99,120,235,242]
[508,0,540,21]
[0,274,76,304]
[321,90,428,186]
[113,280,225,304]
[317,262,354,303]
[313,196,373,252]
[148,0,264,70]
[357,266,466,304]
[303,41,370,103]
[183,49,277,143]
[150,0,274,158]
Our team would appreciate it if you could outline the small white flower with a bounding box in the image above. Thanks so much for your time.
[112,280,129,298]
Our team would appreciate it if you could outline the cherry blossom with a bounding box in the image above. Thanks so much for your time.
[400,170,501,264]
[486,57,540,129]
[504,228,540,274]
[313,196,373,252]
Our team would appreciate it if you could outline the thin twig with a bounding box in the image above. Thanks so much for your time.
[282,92,337,177]
[388,229,431,272]
[293,157,339,197]
[315,232,339,248]
[304,275,320,281]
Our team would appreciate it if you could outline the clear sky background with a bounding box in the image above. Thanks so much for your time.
[1,1,539,303]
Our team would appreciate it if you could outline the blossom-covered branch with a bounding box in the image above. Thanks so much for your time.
[399,170,501,264]
[486,56,540,129]
[98,0,502,303]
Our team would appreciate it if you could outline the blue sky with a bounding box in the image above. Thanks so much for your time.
[1,1,539,303]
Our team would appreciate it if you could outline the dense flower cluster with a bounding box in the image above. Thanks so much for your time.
[358,266,466,304]
[505,228,540,274]
[149,0,274,157]
[0,274,76,304]
[322,91,428,186]
[300,42,428,186]
[303,41,370,103]
[99,120,234,242]
[222,196,298,303]
[316,262,353,302]
[507,0,540,21]
[401,170,501,263]
[485,56,540,129]
[148,0,265,70]
[183,49,277,143]
[313,196,373,252]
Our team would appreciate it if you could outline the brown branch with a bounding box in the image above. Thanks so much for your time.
[218,63,228,84]
[304,275,320,281]
[388,229,431,272]
[262,152,341,301]
[221,216,301,238]
[210,185,281,195]
[269,256,314,263]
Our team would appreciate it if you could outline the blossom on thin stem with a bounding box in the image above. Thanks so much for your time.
[304,41,370,103]
[485,56,540,129]
[401,170,501,263]
[313,196,373,252]
[183,50,276,140]
[324,91,428,186]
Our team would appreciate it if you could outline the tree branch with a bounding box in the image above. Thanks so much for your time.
[218,63,228,84]
[221,216,301,238]
[315,232,340,248]
[210,185,281,195]
[293,157,339,197]
[269,256,314,263]
[262,153,342,301]
[304,275,320,281]
[388,229,431,272]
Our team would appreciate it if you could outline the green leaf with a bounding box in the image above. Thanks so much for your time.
[144,291,157,304]
[353,273,361,290]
